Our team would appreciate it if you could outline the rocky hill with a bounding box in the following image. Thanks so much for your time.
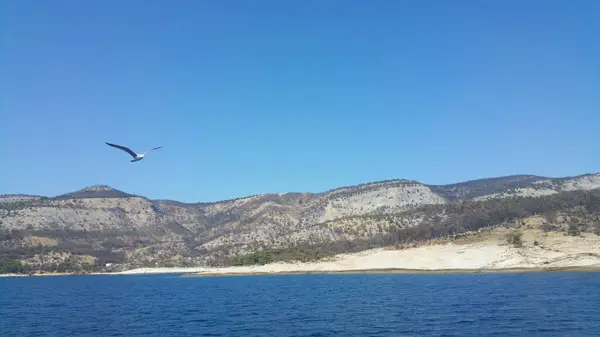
[0,194,43,204]
[2,173,600,273]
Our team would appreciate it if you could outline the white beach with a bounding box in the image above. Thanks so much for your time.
[3,229,600,278]
[116,229,600,277]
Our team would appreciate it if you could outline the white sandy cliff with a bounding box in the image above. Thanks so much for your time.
[113,229,600,277]
[3,229,599,278]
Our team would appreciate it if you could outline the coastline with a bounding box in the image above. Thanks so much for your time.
[181,230,600,278]
[182,265,600,277]
[0,268,204,278]
[3,265,600,279]
[3,229,600,278]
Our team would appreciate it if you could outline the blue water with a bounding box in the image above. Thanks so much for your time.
[1,272,600,336]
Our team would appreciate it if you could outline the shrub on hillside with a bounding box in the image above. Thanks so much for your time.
[567,223,581,236]
[505,230,523,247]
[0,258,29,274]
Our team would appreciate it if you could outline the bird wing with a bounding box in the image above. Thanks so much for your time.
[105,142,138,158]
[141,146,163,155]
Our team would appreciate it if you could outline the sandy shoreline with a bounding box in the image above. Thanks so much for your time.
[182,266,600,277]
[3,229,600,278]
[0,269,204,278]
[3,265,600,278]
[180,230,600,277]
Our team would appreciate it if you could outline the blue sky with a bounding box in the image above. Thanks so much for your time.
[1,1,599,202]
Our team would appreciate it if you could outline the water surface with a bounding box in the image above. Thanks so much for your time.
[1,272,599,336]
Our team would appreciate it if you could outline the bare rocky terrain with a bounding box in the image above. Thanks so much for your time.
[2,173,600,273]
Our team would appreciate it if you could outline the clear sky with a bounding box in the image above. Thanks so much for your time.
[1,1,599,202]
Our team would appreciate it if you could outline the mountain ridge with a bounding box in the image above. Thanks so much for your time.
[4,172,597,205]
[2,171,600,274]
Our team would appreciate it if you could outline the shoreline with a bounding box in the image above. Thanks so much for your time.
[0,267,207,278]
[3,229,600,278]
[182,265,600,277]
[3,265,600,278]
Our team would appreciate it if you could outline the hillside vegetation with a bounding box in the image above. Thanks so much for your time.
[2,173,600,273]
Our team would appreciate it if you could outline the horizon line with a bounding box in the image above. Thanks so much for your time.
[2,171,597,204]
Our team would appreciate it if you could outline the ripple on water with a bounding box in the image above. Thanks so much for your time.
[1,272,600,337]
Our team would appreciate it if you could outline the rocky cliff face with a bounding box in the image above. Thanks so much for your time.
[2,173,600,271]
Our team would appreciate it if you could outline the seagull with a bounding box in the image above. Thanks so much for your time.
[105,142,163,162]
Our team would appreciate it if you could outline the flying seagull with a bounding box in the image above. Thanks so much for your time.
[105,142,163,162]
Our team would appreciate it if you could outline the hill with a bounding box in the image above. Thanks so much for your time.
[2,173,600,274]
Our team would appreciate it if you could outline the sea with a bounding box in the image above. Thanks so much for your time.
[1,272,599,336]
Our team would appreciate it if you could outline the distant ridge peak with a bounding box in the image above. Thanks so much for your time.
[53,185,138,200]
[79,185,118,192]
[5,171,600,204]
